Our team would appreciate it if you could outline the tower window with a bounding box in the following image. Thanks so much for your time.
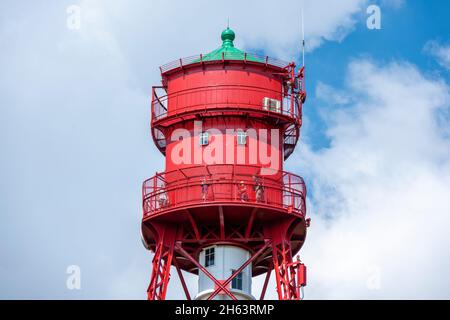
[204,247,215,267]
[231,269,243,290]
[236,131,247,145]
[199,132,209,146]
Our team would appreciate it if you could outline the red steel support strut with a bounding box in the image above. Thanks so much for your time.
[271,238,306,300]
[147,242,173,300]
[147,226,176,300]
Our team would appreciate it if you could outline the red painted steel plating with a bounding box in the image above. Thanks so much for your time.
[142,30,308,300]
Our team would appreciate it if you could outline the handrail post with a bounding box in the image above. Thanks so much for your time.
[142,181,145,216]
[290,65,295,117]
[153,174,157,213]
[289,174,294,209]
[151,86,155,120]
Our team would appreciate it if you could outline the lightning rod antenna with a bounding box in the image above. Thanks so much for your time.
[301,7,305,67]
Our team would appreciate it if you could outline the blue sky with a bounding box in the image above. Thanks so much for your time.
[297,1,450,151]
[1,0,450,299]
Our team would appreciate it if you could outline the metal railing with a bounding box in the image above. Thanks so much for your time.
[151,85,300,122]
[160,53,290,74]
[142,164,306,217]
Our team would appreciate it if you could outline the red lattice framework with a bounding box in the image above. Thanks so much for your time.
[144,211,308,300]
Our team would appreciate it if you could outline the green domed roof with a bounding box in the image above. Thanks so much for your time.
[199,28,262,63]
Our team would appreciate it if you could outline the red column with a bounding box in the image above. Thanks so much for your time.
[147,226,176,300]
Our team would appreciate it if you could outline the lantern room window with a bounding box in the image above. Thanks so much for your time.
[205,247,215,267]
[199,132,209,146]
[237,131,247,145]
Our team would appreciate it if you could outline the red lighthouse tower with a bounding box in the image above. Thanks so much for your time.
[142,28,308,300]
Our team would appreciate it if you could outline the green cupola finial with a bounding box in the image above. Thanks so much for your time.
[197,27,262,63]
[221,27,235,48]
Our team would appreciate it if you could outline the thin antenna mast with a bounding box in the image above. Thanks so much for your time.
[301,7,305,67]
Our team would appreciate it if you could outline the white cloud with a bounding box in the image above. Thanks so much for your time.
[293,59,450,299]
[0,0,372,299]
[424,40,450,71]
[316,81,352,105]
[75,0,368,66]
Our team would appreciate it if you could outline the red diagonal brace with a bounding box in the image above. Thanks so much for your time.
[207,240,271,300]
[174,242,237,300]
[260,264,272,300]
[173,258,191,300]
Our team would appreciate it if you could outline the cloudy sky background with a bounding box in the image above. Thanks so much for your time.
[1,0,450,299]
